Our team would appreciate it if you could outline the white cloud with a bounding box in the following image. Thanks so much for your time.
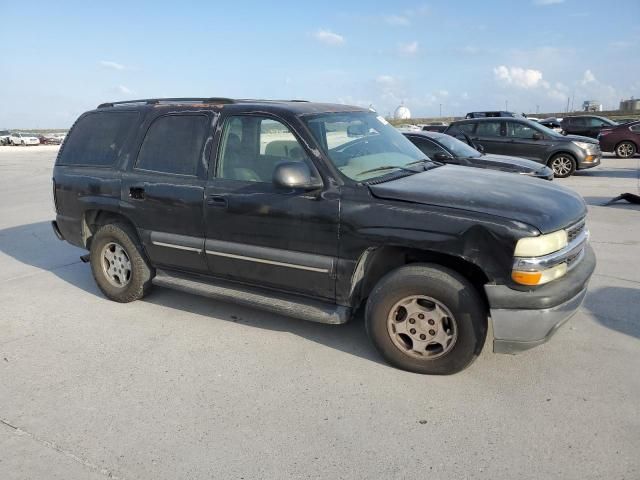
[376,75,396,85]
[116,85,132,95]
[493,65,544,88]
[438,90,449,97]
[313,29,345,46]
[384,14,410,26]
[533,0,564,5]
[609,40,633,48]
[398,41,419,56]
[100,60,125,70]
[581,69,596,85]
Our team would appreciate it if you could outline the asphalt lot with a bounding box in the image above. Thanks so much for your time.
[0,145,638,479]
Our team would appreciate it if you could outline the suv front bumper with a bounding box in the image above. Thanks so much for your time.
[485,244,596,354]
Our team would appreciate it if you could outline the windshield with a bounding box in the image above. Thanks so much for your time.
[303,112,428,180]
[432,134,482,158]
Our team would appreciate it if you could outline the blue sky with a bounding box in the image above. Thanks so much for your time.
[1,0,639,127]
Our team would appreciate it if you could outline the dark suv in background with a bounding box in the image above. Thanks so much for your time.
[445,117,601,177]
[465,111,521,119]
[560,115,618,139]
[52,97,595,375]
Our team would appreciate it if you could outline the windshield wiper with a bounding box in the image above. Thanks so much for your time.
[405,158,432,166]
[356,165,418,176]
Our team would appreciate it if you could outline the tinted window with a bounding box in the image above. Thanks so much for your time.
[218,115,316,183]
[506,122,537,139]
[136,115,208,175]
[570,117,587,127]
[57,112,138,166]
[476,121,503,137]
[408,137,447,157]
[586,117,607,127]
[630,124,640,132]
[449,123,475,134]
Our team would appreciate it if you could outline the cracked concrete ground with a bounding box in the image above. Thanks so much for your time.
[0,146,638,479]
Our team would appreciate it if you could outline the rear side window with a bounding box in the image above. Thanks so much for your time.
[57,111,138,166]
[135,115,208,176]
[476,121,503,137]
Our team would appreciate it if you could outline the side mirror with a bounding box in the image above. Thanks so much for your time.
[532,132,542,140]
[273,162,323,191]
[347,124,366,137]
[474,143,485,153]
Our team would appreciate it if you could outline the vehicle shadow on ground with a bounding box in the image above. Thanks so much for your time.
[582,196,640,209]
[0,221,384,366]
[573,168,639,179]
[583,286,640,340]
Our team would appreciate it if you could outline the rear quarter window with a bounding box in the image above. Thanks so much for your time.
[57,111,138,166]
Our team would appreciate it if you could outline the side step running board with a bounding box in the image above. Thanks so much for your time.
[152,269,350,325]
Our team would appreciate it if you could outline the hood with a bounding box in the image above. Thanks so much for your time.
[561,134,598,144]
[368,165,586,233]
[465,153,545,173]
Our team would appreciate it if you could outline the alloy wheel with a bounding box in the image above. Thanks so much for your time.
[551,156,573,176]
[101,241,132,288]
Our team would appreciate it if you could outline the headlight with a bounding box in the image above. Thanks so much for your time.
[572,141,593,150]
[514,229,567,257]
[512,263,567,286]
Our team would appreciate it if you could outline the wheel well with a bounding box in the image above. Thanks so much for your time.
[547,151,576,166]
[82,210,138,249]
[356,246,490,311]
[615,139,637,150]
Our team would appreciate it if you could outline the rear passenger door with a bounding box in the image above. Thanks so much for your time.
[203,113,339,300]
[471,120,506,154]
[503,121,548,162]
[121,112,215,273]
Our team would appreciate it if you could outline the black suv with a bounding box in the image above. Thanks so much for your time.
[445,117,601,178]
[52,98,595,375]
[560,115,618,139]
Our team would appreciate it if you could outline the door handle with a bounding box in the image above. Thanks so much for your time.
[129,187,145,200]
[207,195,228,208]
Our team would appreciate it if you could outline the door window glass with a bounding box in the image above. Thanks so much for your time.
[506,122,537,139]
[136,115,208,175]
[475,121,502,137]
[218,115,315,183]
[409,137,448,158]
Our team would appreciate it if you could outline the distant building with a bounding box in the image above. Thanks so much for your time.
[619,97,640,112]
[582,100,602,112]
[394,103,411,120]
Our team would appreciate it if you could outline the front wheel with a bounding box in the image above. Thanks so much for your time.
[89,223,154,302]
[615,141,636,158]
[365,264,487,375]
[548,154,576,178]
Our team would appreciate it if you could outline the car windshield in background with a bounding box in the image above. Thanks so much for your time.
[303,112,428,180]
[433,134,482,158]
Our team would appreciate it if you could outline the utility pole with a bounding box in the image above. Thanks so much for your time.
[439,103,442,118]
[536,105,539,114]
[505,100,509,111]
[566,96,570,113]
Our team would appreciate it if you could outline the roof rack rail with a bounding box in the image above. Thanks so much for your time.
[97,97,236,108]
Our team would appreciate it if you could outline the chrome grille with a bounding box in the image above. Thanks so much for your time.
[566,220,586,243]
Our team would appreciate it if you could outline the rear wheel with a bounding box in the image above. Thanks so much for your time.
[89,223,154,302]
[365,264,487,375]
[548,153,576,178]
[615,141,636,158]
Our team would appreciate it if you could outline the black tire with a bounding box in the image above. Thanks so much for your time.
[614,141,636,159]
[365,264,487,375]
[89,223,154,302]
[548,153,576,178]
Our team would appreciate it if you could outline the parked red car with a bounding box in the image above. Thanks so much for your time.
[598,121,640,158]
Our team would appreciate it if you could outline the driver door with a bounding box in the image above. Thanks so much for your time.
[203,113,339,300]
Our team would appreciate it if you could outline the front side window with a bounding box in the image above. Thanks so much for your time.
[136,115,208,175]
[57,111,138,166]
[303,112,428,181]
[630,124,640,132]
[217,115,315,183]
[506,122,538,139]
[409,137,447,158]
[475,121,503,137]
